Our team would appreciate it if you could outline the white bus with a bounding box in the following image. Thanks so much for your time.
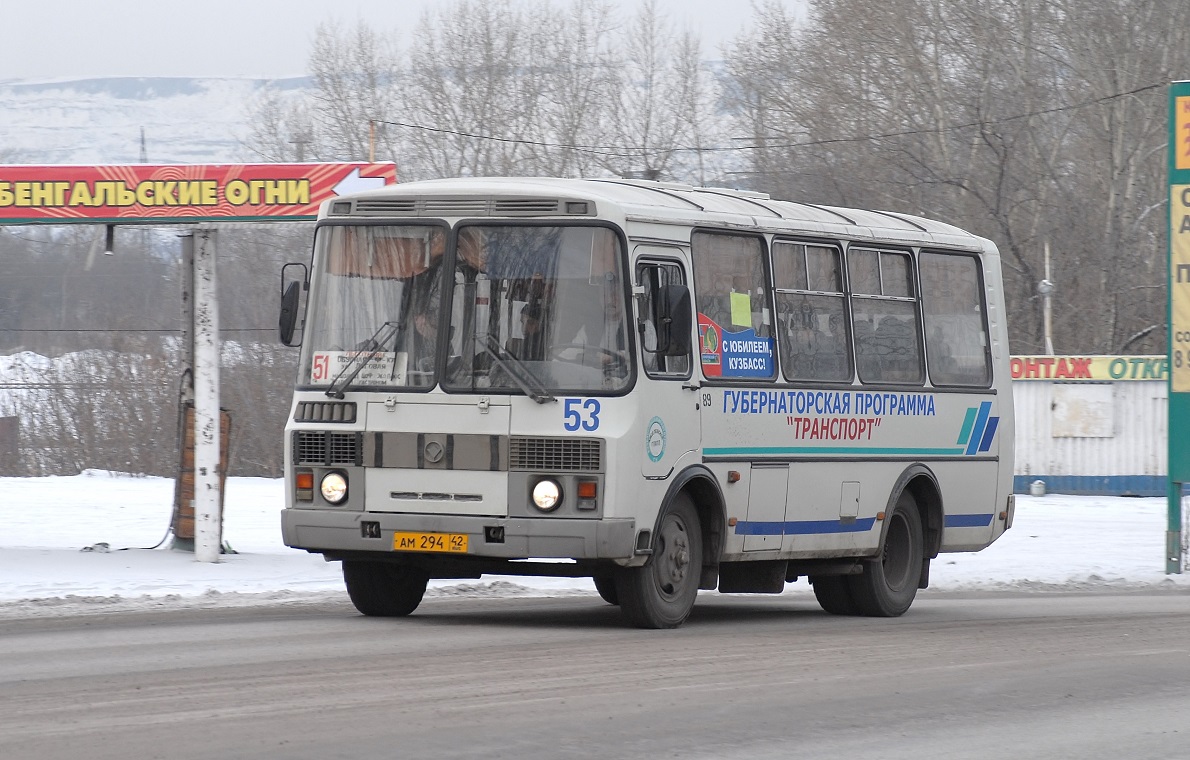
[278,177,1015,628]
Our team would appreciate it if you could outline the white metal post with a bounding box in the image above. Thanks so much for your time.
[193,228,222,562]
[1042,241,1055,355]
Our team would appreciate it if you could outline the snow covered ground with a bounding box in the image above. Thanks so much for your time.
[1,471,1186,618]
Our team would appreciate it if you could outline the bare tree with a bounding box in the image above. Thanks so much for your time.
[1045,0,1187,353]
[399,0,559,178]
[723,0,1188,355]
[528,0,620,177]
[240,85,316,163]
[600,0,707,181]
[242,21,402,165]
[307,21,403,162]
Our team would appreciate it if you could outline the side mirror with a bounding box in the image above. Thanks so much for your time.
[279,263,308,346]
[654,284,692,357]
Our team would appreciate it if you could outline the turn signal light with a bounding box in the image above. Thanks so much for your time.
[577,479,598,511]
[295,470,314,502]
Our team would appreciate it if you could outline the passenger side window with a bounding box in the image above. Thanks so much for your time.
[691,232,775,380]
[636,261,692,378]
[848,248,923,384]
[773,241,851,383]
[920,252,991,386]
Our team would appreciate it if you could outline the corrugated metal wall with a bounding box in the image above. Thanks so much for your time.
[1013,380,1167,495]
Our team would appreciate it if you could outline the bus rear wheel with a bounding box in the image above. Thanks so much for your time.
[616,495,702,629]
[592,574,619,605]
[847,491,923,617]
[342,561,429,617]
[810,575,858,615]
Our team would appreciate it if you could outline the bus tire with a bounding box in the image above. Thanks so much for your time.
[810,575,858,615]
[616,495,702,629]
[847,491,924,617]
[592,574,619,605]
[342,561,429,617]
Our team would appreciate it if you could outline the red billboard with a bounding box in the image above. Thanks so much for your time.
[0,163,397,223]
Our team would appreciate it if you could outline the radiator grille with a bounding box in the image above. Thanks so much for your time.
[492,199,560,214]
[346,197,565,217]
[509,437,602,473]
[294,431,361,465]
[353,199,416,214]
[294,401,357,423]
[422,198,489,214]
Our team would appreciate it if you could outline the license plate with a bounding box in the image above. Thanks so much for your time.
[393,531,468,553]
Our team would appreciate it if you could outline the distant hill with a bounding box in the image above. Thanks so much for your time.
[0,77,311,165]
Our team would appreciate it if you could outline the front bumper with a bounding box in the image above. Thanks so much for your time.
[282,508,637,561]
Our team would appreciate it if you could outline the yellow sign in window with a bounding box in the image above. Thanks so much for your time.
[729,291,752,327]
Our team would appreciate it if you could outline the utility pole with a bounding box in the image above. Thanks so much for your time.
[1038,241,1055,355]
[193,228,222,563]
[290,133,309,163]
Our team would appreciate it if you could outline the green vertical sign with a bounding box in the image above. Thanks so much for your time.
[1168,81,1190,573]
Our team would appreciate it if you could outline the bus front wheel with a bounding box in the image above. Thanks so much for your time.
[847,491,923,617]
[342,561,429,617]
[616,495,702,629]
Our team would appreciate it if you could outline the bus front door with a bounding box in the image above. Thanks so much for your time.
[635,251,700,480]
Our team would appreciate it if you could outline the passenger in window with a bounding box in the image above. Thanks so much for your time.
[929,325,958,377]
[508,303,546,361]
[786,301,818,376]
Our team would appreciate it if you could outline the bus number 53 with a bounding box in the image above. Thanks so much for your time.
[563,398,600,431]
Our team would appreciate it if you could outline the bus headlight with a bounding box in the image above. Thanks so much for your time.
[320,472,348,504]
[531,479,562,512]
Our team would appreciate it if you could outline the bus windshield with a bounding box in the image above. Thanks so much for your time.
[300,224,447,392]
[443,224,632,395]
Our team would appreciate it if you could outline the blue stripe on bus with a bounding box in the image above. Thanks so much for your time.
[734,517,877,536]
[977,416,999,453]
[703,446,968,456]
[944,513,994,528]
[964,401,992,456]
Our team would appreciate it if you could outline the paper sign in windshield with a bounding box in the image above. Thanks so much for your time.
[310,351,408,386]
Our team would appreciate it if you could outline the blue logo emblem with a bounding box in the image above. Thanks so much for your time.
[646,417,667,462]
[957,401,999,455]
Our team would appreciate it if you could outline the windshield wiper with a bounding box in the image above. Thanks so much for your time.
[325,320,401,399]
[478,335,555,404]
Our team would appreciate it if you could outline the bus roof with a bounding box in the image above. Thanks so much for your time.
[325,176,991,251]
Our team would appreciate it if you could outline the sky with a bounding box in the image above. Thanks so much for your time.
[0,0,799,83]
[0,470,1185,618]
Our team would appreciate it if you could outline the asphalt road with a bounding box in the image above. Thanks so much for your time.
[1,590,1187,760]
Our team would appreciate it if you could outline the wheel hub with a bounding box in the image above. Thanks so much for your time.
[664,531,689,585]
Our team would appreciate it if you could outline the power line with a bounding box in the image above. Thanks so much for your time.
[733,82,1166,152]
[3,327,274,333]
[377,119,657,159]
[380,81,1166,156]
